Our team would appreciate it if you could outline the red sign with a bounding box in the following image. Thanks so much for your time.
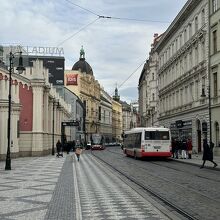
[66,74,78,85]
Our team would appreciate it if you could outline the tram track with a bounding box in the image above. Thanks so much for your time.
[105,148,220,183]
[91,151,198,220]
[90,148,220,219]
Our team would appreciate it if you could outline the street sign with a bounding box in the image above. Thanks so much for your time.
[62,121,80,126]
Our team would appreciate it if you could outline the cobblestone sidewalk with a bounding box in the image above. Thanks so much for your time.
[0,156,65,220]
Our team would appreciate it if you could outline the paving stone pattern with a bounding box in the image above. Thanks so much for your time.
[74,153,169,220]
[0,152,171,220]
[44,156,76,220]
[0,156,65,220]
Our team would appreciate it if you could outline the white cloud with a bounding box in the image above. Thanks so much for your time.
[0,0,187,102]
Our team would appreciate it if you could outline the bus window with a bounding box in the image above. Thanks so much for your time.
[145,131,170,140]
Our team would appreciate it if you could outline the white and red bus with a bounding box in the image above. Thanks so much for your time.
[123,127,172,159]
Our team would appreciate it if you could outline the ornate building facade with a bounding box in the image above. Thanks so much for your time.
[154,0,209,153]
[0,60,71,160]
[139,34,161,127]
[112,88,123,142]
[210,0,220,153]
[100,88,113,142]
[65,47,101,141]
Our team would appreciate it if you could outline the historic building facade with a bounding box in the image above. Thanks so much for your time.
[0,60,71,160]
[154,0,209,153]
[138,34,161,127]
[112,88,123,142]
[210,0,220,153]
[121,100,139,132]
[65,47,101,141]
[100,88,113,143]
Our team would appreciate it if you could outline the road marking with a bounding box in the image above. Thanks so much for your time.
[72,158,82,220]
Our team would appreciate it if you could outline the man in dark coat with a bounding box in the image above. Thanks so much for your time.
[200,138,218,168]
[56,140,63,157]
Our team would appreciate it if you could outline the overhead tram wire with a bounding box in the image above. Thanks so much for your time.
[64,0,171,24]
[111,59,147,96]
[64,0,99,16]
[98,15,170,24]
[56,17,100,47]
[118,60,146,89]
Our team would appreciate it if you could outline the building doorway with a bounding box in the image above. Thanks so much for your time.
[197,120,202,152]
[215,122,219,147]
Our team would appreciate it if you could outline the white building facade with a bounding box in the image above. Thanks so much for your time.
[154,0,209,153]
[139,34,161,127]
[100,88,113,143]
[210,0,220,154]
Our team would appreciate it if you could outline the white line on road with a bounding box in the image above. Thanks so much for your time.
[72,156,82,220]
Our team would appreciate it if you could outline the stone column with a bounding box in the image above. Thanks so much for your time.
[31,84,44,156]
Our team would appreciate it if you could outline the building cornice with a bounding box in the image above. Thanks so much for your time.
[154,0,200,52]
[158,28,206,74]
[159,60,207,96]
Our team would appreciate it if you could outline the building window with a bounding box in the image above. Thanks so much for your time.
[99,106,101,121]
[184,29,187,42]
[201,9,205,25]
[180,34,182,47]
[202,77,206,96]
[152,93,155,101]
[213,72,218,97]
[213,30,217,54]
[212,0,218,13]
[188,23,192,38]
[152,73,154,80]
[195,16,198,32]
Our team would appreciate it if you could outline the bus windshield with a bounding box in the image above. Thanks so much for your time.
[145,131,170,140]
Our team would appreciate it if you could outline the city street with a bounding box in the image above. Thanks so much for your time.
[1,148,220,220]
[0,152,170,220]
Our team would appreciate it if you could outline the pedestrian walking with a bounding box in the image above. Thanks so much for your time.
[200,138,218,168]
[175,139,180,159]
[75,147,82,161]
[56,140,63,157]
[186,138,193,159]
[181,139,187,159]
[171,137,177,158]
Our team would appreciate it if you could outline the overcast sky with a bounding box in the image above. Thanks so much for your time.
[0,0,187,103]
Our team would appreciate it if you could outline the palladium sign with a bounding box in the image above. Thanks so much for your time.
[6,45,64,56]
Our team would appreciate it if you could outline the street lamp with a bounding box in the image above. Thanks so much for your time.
[52,98,55,155]
[5,51,25,170]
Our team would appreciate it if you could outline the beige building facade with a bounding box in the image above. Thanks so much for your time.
[65,48,101,141]
[112,88,123,142]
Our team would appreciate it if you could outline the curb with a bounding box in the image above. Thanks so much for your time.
[170,158,220,171]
